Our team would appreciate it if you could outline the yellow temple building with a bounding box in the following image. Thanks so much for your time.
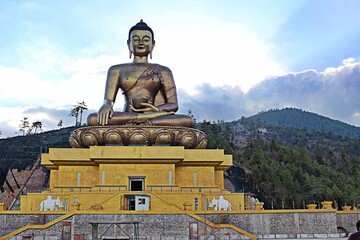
[20,145,246,212]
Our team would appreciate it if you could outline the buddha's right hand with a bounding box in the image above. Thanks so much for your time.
[97,101,114,125]
[129,103,160,113]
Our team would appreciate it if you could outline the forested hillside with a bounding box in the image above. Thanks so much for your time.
[198,108,360,209]
[241,139,360,208]
[0,126,76,192]
[240,108,360,138]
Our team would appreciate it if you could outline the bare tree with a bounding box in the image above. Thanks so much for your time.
[19,117,30,136]
[77,101,88,126]
[70,101,88,126]
[57,119,63,127]
[31,121,43,134]
[69,108,79,126]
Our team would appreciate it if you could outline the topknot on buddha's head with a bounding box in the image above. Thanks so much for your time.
[128,19,154,40]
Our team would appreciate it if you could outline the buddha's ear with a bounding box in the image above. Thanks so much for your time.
[127,39,132,59]
[150,40,155,59]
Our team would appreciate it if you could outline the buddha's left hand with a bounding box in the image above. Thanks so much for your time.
[129,103,160,112]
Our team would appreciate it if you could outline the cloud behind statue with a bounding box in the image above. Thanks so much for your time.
[0,1,360,137]
[181,58,360,127]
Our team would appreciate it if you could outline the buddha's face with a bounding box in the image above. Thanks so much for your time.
[128,30,155,57]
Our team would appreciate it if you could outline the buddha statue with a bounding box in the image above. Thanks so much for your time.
[71,20,206,148]
[87,20,194,128]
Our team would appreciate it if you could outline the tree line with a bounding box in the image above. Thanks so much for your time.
[198,119,360,209]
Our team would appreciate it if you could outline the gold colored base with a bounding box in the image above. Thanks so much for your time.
[69,125,208,149]
[18,145,238,213]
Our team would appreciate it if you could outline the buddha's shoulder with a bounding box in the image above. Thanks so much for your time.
[108,63,133,71]
[108,63,172,73]
[152,63,172,73]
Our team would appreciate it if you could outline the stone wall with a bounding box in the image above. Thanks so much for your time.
[5,214,245,240]
[336,212,360,233]
[0,214,62,237]
[204,212,341,239]
[1,211,357,239]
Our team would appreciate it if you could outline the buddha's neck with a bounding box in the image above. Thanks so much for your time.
[133,56,149,64]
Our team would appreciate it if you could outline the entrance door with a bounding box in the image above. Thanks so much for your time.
[135,196,149,211]
[125,195,150,211]
[129,177,145,191]
[126,196,136,210]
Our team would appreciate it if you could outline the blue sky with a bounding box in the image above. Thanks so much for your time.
[1,0,360,137]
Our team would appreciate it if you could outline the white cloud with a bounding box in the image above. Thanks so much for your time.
[0,66,52,103]
[245,58,360,125]
[0,46,125,138]
[323,57,359,79]
[152,10,284,93]
[0,106,28,131]
[15,38,72,77]
[176,57,360,128]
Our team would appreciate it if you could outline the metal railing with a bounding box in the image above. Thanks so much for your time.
[50,185,127,193]
[48,185,227,194]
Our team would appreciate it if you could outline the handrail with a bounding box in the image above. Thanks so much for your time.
[185,211,258,240]
[179,186,226,193]
[1,211,75,239]
[95,185,127,192]
[148,192,183,211]
[51,186,93,193]
[86,192,120,210]
[147,185,178,192]
[50,185,127,193]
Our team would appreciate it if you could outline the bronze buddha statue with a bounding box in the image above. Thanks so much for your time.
[87,20,194,128]
[71,20,206,148]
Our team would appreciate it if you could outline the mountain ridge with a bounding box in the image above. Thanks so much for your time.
[235,108,360,138]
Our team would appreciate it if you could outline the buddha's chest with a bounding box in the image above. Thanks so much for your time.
[119,67,162,92]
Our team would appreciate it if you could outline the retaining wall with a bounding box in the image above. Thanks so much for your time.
[1,211,358,239]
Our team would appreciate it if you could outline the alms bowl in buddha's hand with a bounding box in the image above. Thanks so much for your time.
[131,97,149,109]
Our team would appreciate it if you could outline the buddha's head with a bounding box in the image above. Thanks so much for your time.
[128,20,155,59]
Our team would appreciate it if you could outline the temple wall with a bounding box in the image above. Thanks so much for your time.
[56,166,98,187]
[41,146,231,191]
[49,170,58,188]
[214,170,224,189]
[1,211,354,239]
[99,163,175,186]
[205,211,339,236]
[175,166,215,187]
[19,191,245,212]
[336,212,360,233]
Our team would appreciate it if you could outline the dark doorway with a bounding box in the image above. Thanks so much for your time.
[126,196,136,210]
[129,177,144,191]
[130,180,143,191]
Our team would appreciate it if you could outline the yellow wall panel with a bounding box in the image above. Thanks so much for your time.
[91,146,184,160]
[99,164,175,187]
[214,170,224,189]
[175,166,214,187]
[56,166,98,187]
[49,170,58,188]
